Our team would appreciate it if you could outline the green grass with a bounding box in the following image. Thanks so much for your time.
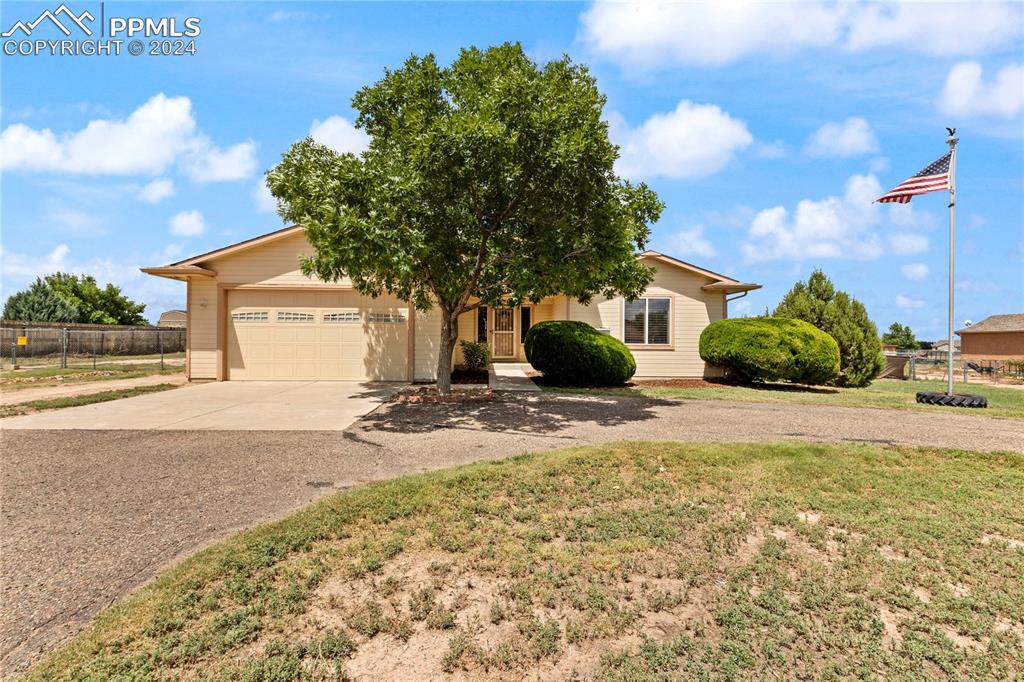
[24,441,1024,680]
[0,363,184,391]
[548,378,1024,419]
[0,383,180,418]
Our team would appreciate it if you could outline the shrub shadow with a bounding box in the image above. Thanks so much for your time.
[357,392,674,437]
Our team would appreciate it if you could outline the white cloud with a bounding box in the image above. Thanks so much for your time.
[956,280,1000,293]
[137,178,176,203]
[45,206,102,235]
[731,299,753,317]
[889,233,929,256]
[939,62,1024,120]
[580,2,1023,69]
[900,263,930,281]
[182,141,258,182]
[310,116,370,155]
[895,294,927,310]
[580,1,839,68]
[754,141,787,159]
[252,180,277,213]
[846,4,1023,58]
[169,210,206,237]
[0,243,184,323]
[868,157,890,173]
[741,174,885,262]
[611,101,752,180]
[0,94,195,175]
[805,117,878,158]
[0,93,258,182]
[661,225,716,259]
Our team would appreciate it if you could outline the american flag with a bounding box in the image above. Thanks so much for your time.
[876,151,951,204]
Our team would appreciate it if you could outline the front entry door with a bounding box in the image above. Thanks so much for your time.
[492,308,515,359]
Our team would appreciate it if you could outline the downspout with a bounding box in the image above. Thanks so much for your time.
[725,290,749,319]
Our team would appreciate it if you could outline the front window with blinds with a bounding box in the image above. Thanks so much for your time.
[623,298,671,345]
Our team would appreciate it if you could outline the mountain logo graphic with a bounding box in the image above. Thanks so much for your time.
[2,4,95,38]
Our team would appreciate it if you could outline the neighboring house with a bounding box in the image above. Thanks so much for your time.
[142,225,760,382]
[157,309,187,328]
[956,314,1024,361]
[930,339,960,353]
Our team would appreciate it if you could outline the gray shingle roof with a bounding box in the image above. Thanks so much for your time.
[956,313,1024,334]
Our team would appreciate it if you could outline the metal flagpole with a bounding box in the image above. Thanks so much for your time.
[946,130,958,396]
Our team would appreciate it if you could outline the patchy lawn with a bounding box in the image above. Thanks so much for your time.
[0,383,180,418]
[547,378,1024,420]
[0,363,184,391]
[27,441,1024,680]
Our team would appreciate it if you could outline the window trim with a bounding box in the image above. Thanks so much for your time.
[622,296,673,348]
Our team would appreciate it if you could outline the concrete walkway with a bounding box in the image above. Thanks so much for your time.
[0,381,400,431]
[489,363,540,392]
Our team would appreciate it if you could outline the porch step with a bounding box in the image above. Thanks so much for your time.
[488,363,540,392]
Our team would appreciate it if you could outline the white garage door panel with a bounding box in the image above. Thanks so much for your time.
[227,290,407,380]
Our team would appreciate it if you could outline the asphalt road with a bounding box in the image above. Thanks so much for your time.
[2,394,1021,676]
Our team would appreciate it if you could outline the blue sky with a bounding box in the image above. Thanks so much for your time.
[1,1,1021,337]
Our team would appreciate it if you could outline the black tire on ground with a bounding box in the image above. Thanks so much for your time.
[915,391,988,408]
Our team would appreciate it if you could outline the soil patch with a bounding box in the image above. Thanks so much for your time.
[451,369,489,385]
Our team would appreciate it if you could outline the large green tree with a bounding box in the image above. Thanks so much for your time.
[45,273,147,325]
[2,278,79,322]
[267,43,663,392]
[773,270,885,387]
[882,322,919,351]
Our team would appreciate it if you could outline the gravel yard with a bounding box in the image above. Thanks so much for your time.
[2,393,1022,676]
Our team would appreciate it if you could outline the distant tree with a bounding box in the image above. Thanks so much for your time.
[773,270,885,387]
[2,278,79,322]
[45,273,147,325]
[268,43,662,393]
[882,322,919,351]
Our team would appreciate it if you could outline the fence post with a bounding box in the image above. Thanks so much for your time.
[62,328,68,369]
[159,331,164,370]
[92,333,97,369]
[10,343,16,370]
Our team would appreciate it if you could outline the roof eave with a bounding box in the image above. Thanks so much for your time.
[140,265,217,280]
[702,282,762,293]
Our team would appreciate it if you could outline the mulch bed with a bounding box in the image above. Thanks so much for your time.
[393,385,493,403]
[451,369,489,385]
[526,372,729,390]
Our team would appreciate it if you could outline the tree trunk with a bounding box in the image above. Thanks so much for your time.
[435,312,459,395]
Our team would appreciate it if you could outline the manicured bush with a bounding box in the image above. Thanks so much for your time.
[524,321,636,386]
[459,340,490,372]
[699,317,840,385]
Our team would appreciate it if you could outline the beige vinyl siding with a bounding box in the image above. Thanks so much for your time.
[566,257,726,378]
[188,278,218,379]
[209,232,353,287]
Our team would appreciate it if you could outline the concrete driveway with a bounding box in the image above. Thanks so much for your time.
[0,381,399,431]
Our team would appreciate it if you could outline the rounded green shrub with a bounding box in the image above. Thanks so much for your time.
[699,317,840,385]
[525,321,636,386]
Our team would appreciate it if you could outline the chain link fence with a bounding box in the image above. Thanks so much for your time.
[2,326,186,371]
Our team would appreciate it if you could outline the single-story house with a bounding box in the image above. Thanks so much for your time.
[157,309,187,328]
[142,225,760,382]
[956,314,1024,361]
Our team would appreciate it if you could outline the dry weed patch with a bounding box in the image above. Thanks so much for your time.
[27,441,1024,680]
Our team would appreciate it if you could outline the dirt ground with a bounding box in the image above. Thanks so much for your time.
[0,372,188,405]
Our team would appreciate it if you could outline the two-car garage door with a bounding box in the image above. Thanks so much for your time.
[226,290,407,380]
